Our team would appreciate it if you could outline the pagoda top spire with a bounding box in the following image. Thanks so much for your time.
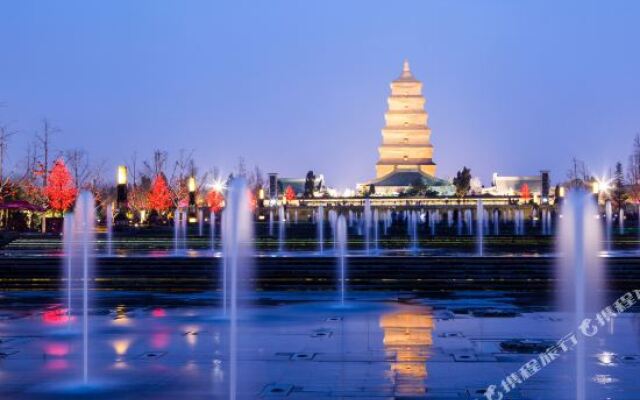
[395,59,417,82]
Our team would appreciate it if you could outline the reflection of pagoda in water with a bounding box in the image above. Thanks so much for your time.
[380,310,433,396]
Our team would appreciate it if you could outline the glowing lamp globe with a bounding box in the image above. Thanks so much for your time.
[117,165,127,185]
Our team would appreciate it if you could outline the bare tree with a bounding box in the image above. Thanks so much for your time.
[64,148,90,189]
[627,133,640,204]
[252,165,264,191]
[87,159,108,204]
[128,151,138,188]
[567,157,590,187]
[36,119,59,186]
[236,157,247,179]
[0,124,17,182]
[143,149,168,177]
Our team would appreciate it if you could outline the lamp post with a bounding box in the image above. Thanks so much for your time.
[114,165,129,226]
[188,176,197,224]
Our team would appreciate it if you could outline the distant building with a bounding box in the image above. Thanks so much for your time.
[484,171,550,203]
[267,173,326,199]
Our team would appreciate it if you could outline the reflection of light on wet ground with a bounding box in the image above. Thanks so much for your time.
[44,359,69,371]
[151,308,166,318]
[380,309,433,396]
[42,308,73,325]
[183,326,199,347]
[151,332,170,349]
[212,359,224,382]
[111,339,131,356]
[4,292,640,399]
[44,342,69,357]
[598,352,616,366]
[111,305,133,326]
[593,374,618,384]
[183,360,199,373]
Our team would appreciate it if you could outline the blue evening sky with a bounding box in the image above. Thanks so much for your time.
[1,0,639,189]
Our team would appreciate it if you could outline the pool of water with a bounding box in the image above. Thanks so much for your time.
[1,291,639,399]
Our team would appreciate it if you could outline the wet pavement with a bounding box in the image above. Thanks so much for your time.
[1,291,639,399]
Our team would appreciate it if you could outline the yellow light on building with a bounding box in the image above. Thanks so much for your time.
[188,177,196,193]
[592,181,599,194]
[117,165,127,185]
[258,188,264,200]
[559,186,565,198]
[140,210,147,223]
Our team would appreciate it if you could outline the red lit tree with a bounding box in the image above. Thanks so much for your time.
[148,174,173,212]
[285,185,296,201]
[207,190,225,213]
[44,159,77,214]
[520,183,531,203]
[247,189,257,211]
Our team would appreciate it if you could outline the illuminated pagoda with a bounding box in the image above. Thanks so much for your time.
[364,60,451,196]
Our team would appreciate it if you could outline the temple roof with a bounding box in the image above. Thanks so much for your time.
[367,170,449,187]
[393,59,419,83]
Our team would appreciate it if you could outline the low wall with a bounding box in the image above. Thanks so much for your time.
[0,256,637,294]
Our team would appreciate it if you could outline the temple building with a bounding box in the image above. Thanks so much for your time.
[361,60,452,196]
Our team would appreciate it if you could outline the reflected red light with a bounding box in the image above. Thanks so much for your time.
[42,309,72,325]
[45,359,69,371]
[44,342,69,357]
[151,332,170,349]
[151,308,166,318]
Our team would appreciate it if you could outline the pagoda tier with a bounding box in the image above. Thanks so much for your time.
[375,60,437,178]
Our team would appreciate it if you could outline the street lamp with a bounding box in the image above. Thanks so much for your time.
[115,165,129,226]
[188,176,197,224]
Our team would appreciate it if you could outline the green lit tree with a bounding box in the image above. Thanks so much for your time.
[453,167,472,198]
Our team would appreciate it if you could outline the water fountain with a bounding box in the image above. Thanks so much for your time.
[456,209,463,236]
[317,206,324,254]
[407,211,419,250]
[476,200,484,256]
[619,208,624,235]
[63,212,74,323]
[557,189,604,400]
[268,209,274,237]
[221,178,254,400]
[278,205,285,253]
[198,209,204,237]
[363,199,372,254]
[328,209,338,250]
[210,211,216,252]
[182,209,188,248]
[105,204,113,256]
[63,191,95,384]
[532,208,537,228]
[174,210,180,255]
[464,209,473,235]
[514,209,524,235]
[335,215,347,304]
[383,210,390,236]
[493,209,499,236]
[483,209,489,233]
[605,200,612,251]
[373,209,379,253]
[428,210,436,236]
[447,209,453,228]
